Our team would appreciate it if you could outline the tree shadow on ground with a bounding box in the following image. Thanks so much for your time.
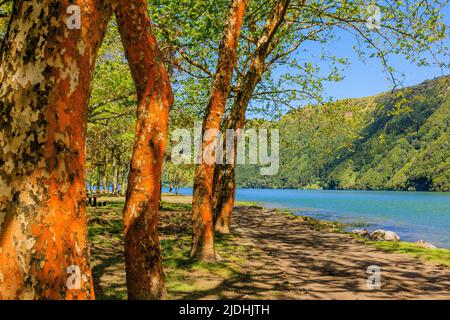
[89,202,450,300]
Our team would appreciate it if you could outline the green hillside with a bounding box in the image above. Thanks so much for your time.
[237,75,450,191]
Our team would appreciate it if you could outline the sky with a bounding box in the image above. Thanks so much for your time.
[296,2,450,101]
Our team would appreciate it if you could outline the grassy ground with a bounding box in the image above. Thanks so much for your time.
[158,202,251,299]
[365,241,450,267]
[88,197,256,300]
[88,195,449,300]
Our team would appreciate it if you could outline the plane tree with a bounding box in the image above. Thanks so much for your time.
[151,0,449,236]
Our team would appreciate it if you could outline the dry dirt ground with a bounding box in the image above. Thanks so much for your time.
[89,195,449,300]
[229,206,449,299]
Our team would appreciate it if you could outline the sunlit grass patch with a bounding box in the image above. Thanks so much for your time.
[235,201,261,207]
[160,201,192,212]
[368,241,450,267]
[88,202,123,245]
[161,231,248,299]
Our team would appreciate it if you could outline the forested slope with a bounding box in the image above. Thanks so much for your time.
[237,75,450,191]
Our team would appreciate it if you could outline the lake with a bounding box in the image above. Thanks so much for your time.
[165,188,450,249]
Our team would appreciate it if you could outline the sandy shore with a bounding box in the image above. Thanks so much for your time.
[229,206,449,299]
[90,194,449,299]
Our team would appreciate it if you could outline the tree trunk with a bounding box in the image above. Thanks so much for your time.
[159,178,163,210]
[112,162,118,194]
[213,0,292,234]
[121,170,127,196]
[213,163,236,234]
[97,176,101,194]
[116,0,174,300]
[191,0,247,262]
[212,95,248,235]
[102,173,107,194]
[0,0,112,299]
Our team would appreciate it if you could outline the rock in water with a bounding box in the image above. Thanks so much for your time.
[416,240,437,249]
[369,229,400,242]
[352,229,369,237]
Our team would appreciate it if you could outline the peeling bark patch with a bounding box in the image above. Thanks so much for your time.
[116,0,173,299]
[0,0,113,299]
[191,0,247,262]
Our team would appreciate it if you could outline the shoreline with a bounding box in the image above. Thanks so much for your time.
[162,188,450,249]
[235,187,450,193]
[229,197,449,253]
[179,193,450,266]
[230,189,450,250]
[233,197,450,264]
[101,193,450,263]
[270,207,450,266]
[90,194,449,299]
[229,205,449,299]
[164,187,450,193]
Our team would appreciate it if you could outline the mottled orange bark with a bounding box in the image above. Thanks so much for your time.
[213,163,236,234]
[213,0,292,234]
[191,0,247,262]
[0,0,112,299]
[115,0,174,299]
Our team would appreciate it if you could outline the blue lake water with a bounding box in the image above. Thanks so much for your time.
[168,188,450,249]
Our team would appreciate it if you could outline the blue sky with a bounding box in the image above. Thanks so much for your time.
[299,3,450,101]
